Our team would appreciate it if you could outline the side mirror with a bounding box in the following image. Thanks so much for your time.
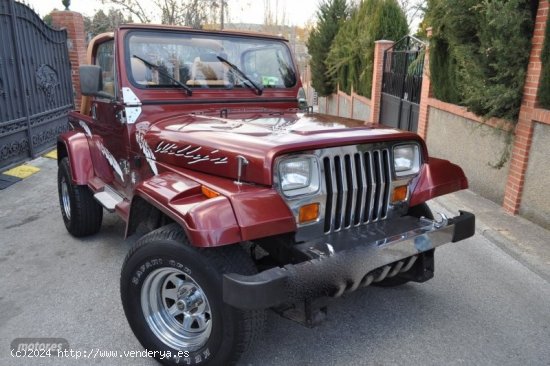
[298,98,308,111]
[79,65,112,99]
[297,87,308,111]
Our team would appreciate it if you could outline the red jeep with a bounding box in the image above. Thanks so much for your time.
[57,24,474,366]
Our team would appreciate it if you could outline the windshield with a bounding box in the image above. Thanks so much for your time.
[126,31,297,90]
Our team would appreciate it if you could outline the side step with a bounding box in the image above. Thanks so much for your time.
[94,186,124,212]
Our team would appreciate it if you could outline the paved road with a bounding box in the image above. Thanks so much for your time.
[1,157,549,366]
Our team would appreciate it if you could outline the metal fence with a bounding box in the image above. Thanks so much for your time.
[0,0,73,170]
[380,36,426,132]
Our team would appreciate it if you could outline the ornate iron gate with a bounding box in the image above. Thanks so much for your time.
[0,0,73,170]
[379,36,426,132]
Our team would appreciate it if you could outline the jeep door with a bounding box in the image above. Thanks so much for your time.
[87,39,131,196]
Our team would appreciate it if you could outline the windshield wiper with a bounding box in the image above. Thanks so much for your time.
[132,55,192,96]
[216,55,263,96]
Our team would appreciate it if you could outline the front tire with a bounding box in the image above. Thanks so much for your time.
[121,224,264,366]
[57,157,103,237]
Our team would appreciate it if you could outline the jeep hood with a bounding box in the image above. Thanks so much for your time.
[136,113,423,186]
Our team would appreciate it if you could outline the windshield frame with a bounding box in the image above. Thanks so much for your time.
[123,30,298,92]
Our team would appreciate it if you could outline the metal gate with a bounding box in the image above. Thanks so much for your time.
[379,36,426,132]
[0,0,73,170]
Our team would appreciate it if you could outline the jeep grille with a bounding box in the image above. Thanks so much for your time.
[322,149,392,234]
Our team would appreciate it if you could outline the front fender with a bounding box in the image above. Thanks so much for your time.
[57,131,93,185]
[129,173,242,247]
[409,157,469,207]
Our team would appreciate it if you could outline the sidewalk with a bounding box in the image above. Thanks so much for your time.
[432,190,550,283]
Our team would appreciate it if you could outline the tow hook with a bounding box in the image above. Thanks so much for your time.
[433,213,448,229]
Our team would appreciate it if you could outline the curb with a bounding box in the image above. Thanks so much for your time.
[433,195,550,283]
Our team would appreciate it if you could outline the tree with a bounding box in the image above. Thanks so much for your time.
[307,0,349,97]
[539,7,550,109]
[396,0,425,28]
[263,0,287,28]
[102,0,227,28]
[85,8,133,38]
[427,0,534,122]
[326,0,408,97]
[43,11,56,27]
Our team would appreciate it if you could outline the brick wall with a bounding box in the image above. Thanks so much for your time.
[317,87,372,122]
[51,11,87,111]
[369,40,394,124]
[415,1,550,226]
[503,0,549,214]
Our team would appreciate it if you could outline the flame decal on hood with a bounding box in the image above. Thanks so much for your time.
[154,141,228,165]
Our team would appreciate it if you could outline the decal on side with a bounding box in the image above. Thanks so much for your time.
[136,129,159,175]
[79,120,92,137]
[98,142,125,181]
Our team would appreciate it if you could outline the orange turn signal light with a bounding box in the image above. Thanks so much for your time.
[392,185,408,203]
[201,185,220,199]
[299,203,320,224]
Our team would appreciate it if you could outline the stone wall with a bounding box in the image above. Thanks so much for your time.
[426,107,511,204]
[520,122,550,229]
[318,90,371,122]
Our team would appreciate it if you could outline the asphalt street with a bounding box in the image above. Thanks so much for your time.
[1,157,549,366]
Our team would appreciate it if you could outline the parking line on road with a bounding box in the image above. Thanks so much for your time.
[2,164,40,179]
[43,149,57,160]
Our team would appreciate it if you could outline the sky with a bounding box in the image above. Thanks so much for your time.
[25,0,321,26]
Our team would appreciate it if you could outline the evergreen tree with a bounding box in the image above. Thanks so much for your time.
[327,0,408,97]
[85,8,133,38]
[43,12,54,27]
[307,0,349,97]
[538,4,550,109]
[427,0,534,121]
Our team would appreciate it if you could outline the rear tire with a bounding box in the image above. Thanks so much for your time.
[57,157,103,237]
[373,203,433,287]
[121,224,264,366]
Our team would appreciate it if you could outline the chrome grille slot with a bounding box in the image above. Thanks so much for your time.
[354,153,365,226]
[334,156,344,231]
[324,147,392,234]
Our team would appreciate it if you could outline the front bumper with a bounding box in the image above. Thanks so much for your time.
[223,211,475,309]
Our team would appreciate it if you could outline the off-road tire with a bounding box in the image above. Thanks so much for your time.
[57,157,103,237]
[120,223,265,366]
[374,203,434,287]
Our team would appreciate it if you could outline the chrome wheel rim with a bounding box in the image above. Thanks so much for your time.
[141,267,212,351]
[61,177,71,220]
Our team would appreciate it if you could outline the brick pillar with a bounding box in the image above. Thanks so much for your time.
[417,28,433,140]
[503,1,548,214]
[51,11,87,111]
[336,85,340,117]
[350,85,355,119]
[369,40,394,124]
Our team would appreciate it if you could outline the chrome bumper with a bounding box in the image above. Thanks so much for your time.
[223,211,475,309]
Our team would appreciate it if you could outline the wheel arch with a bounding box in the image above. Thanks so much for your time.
[409,157,469,207]
[57,131,94,185]
[126,174,243,247]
